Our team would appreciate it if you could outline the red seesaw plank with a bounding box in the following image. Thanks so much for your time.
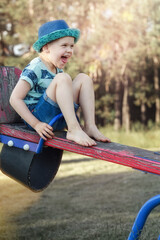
[1,123,160,175]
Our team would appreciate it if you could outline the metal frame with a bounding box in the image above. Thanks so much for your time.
[0,113,63,154]
[1,65,160,235]
[1,111,160,235]
[128,195,160,239]
[0,113,64,191]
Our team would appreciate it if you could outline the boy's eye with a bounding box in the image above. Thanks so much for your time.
[62,44,74,48]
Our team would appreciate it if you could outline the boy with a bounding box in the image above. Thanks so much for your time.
[10,20,110,146]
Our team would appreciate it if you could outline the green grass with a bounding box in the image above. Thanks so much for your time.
[101,126,160,150]
[0,127,160,240]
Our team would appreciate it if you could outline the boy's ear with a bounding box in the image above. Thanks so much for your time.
[42,44,49,53]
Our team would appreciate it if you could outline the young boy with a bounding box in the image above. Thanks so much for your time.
[10,20,110,147]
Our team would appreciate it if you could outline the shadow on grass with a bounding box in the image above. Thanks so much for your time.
[61,157,97,164]
[1,159,160,240]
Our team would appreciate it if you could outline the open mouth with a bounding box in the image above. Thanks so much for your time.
[61,56,68,64]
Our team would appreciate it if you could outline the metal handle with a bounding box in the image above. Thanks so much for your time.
[128,195,160,240]
[36,113,63,154]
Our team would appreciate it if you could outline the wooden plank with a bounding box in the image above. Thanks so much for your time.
[1,123,160,175]
[0,66,22,123]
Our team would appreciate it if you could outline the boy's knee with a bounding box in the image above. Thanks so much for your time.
[56,72,72,84]
[76,73,93,84]
[77,73,88,78]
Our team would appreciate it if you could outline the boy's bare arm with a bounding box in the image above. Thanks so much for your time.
[10,79,54,140]
[10,79,39,128]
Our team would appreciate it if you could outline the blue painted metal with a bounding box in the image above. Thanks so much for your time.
[0,113,63,154]
[128,195,160,240]
[0,134,38,152]
[36,113,63,153]
[154,152,160,155]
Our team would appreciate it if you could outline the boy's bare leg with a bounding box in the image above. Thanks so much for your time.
[73,73,111,142]
[46,73,96,146]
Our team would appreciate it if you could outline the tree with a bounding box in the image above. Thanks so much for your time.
[1,0,160,129]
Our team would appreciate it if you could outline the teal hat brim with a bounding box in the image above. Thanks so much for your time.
[33,28,80,52]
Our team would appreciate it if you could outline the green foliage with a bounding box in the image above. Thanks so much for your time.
[95,94,115,126]
[1,0,160,128]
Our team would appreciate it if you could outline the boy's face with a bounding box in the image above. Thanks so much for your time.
[46,36,75,69]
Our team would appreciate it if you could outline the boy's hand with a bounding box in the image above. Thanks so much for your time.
[34,122,54,140]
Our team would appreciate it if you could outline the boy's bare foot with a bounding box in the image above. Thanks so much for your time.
[67,127,97,147]
[84,125,111,143]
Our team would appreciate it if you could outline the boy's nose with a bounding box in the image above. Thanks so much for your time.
[67,46,73,52]
[66,47,73,53]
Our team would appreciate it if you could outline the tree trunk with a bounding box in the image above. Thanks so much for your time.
[122,76,130,132]
[114,79,121,131]
[153,56,160,124]
[140,75,146,125]
[141,102,146,124]
[28,0,34,16]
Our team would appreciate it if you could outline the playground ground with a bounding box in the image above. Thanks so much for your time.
[0,127,160,240]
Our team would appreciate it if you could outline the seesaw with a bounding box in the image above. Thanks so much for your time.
[0,66,160,239]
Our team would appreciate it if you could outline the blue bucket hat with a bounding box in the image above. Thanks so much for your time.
[33,20,80,52]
